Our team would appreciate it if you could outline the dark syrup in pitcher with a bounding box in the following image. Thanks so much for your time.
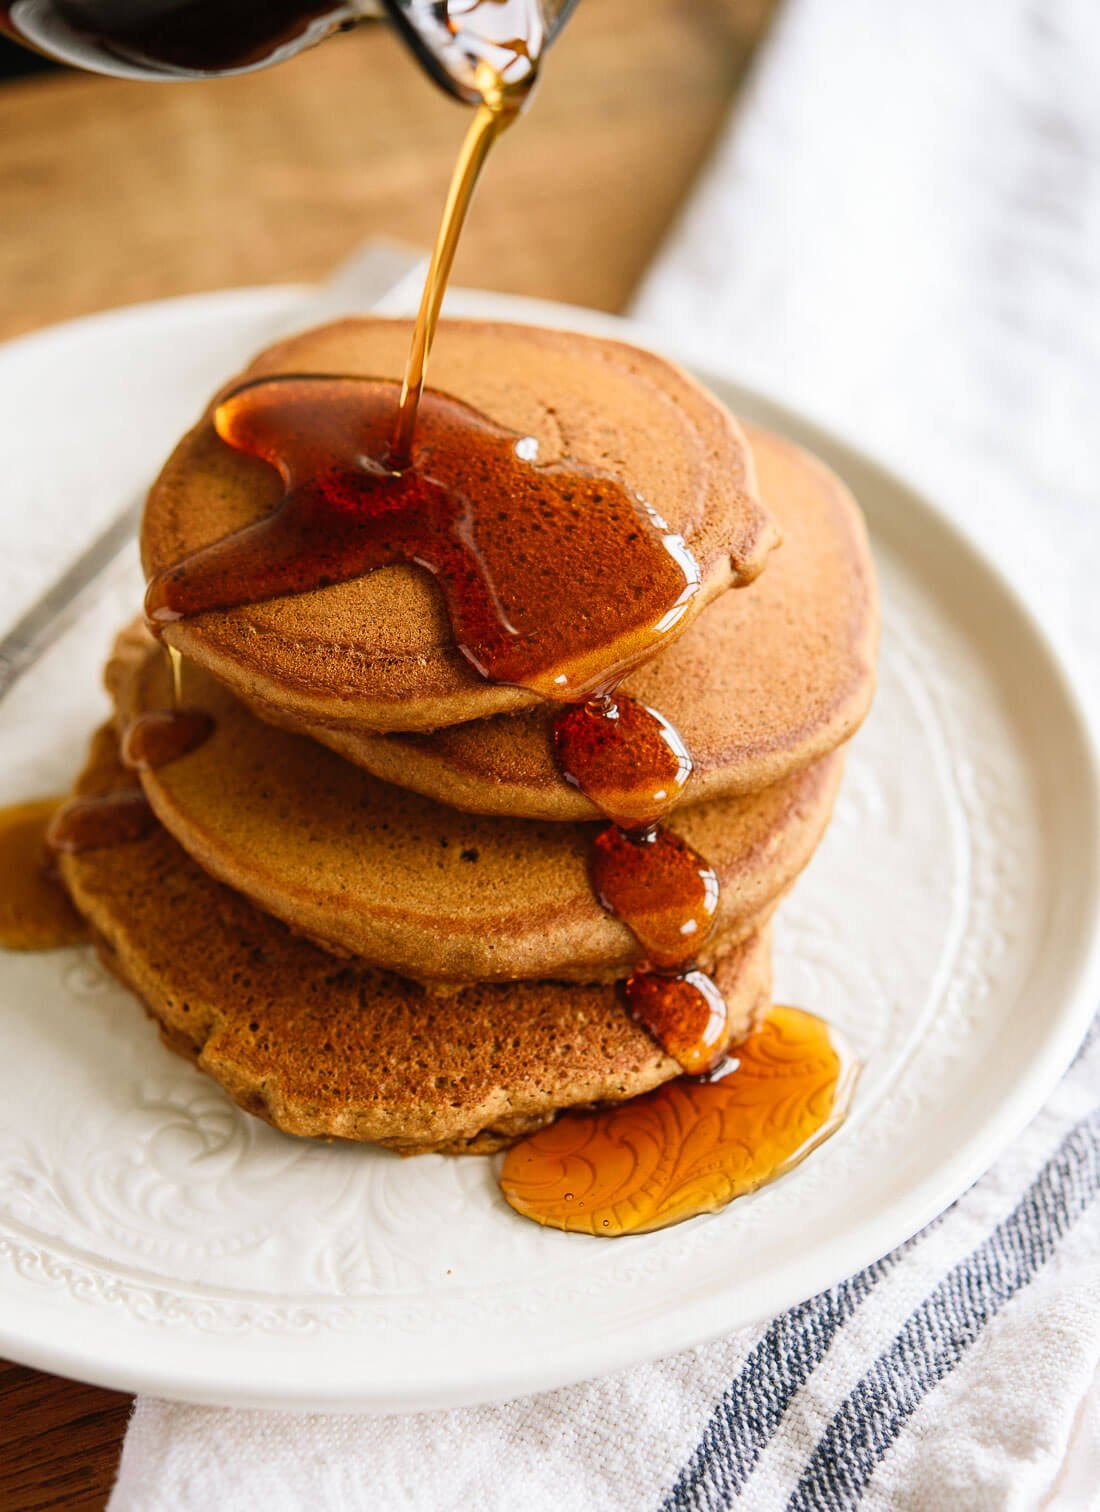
[0,0,570,89]
[0,0,363,79]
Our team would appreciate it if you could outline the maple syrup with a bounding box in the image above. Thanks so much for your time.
[143,12,674,697]
[590,824,719,971]
[552,694,693,830]
[391,83,521,462]
[0,0,575,92]
[145,380,699,699]
[121,708,215,771]
[621,967,729,1078]
[46,788,156,853]
[0,0,360,78]
[551,690,730,1074]
[0,719,188,950]
[389,2,551,455]
[0,799,87,950]
[166,643,184,706]
[500,1005,859,1236]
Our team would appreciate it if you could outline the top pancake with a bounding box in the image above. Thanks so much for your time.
[142,318,777,732]
[282,425,878,817]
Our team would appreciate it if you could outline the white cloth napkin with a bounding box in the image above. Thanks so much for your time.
[108,0,1100,1505]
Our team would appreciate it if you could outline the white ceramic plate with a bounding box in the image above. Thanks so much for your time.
[0,287,1097,1411]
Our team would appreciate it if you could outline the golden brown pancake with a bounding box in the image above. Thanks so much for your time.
[109,625,842,984]
[283,425,878,818]
[141,319,777,733]
[58,728,773,1155]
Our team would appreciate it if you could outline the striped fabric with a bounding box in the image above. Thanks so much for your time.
[111,0,1100,1505]
[667,1080,1100,1510]
[112,1029,1100,1509]
[635,0,1100,1501]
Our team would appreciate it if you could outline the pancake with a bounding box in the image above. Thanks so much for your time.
[141,318,777,733]
[282,424,878,818]
[109,624,843,984]
[58,728,773,1155]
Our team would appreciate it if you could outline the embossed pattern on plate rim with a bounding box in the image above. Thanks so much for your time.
[0,286,1097,1411]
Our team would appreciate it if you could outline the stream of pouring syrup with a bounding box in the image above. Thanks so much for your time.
[391,65,525,464]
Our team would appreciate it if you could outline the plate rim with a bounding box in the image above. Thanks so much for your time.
[0,282,1098,1411]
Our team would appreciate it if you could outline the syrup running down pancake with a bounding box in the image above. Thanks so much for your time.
[141,318,777,733]
[284,424,878,817]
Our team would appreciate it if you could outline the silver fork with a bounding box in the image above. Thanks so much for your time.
[0,240,427,704]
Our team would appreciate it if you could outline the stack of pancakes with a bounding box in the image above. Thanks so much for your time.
[58,320,877,1155]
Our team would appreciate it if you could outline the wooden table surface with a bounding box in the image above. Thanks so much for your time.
[0,1,775,1504]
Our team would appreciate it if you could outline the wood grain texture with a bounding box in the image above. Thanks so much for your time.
[0,1,776,1505]
[0,1362,131,1511]
[0,0,776,341]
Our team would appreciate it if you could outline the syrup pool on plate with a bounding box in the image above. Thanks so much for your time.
[500,1006,859,1236]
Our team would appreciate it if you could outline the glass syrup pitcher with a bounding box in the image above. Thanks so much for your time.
[0,0,579,98]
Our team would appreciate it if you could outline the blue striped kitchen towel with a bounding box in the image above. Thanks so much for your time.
[110,0,1100,1506]
[111,1029,1100,1509]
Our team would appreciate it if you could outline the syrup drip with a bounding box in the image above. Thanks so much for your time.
[121,709,215,772]
[130,11,540,793]
[0,799,87,950]
[590,824,719,971]
[552,694,692,829]
[552,693,729,1075]
[145,381,699,700]
[143,16,676,704]
[500,1006,859,1236]
[46,789,156,854]
[621,968,729,1078]
[166,643,184,706]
